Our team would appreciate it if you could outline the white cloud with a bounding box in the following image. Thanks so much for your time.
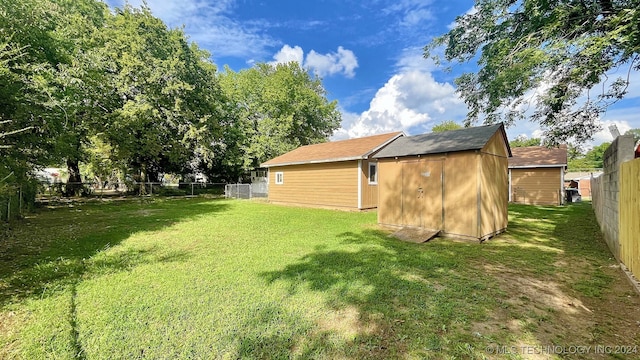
[271,45,304,65]
[332,47,465,139]
[395,46,436,73]
[400,8,433,27]
[382,0,434,27]
[105,0,277,59]
[335,70,465,139]
[532,129,545,139]
[270,45,359,78]
[306,47,358,78]
[330,110,360,140]
[592,120,632,145]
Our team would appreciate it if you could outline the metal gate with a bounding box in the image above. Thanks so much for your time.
[224,183,268,199]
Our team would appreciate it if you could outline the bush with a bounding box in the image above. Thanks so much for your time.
[156,187,187,197]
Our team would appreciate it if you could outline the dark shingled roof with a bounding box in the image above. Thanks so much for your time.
[373,123,509,159]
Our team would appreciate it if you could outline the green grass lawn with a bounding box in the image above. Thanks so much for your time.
[1,198,639,359]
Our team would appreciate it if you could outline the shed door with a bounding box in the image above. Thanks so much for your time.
[401,159,443,229]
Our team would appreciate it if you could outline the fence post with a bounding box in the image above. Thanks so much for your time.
[191,183,194,196]
[19,186,22,217]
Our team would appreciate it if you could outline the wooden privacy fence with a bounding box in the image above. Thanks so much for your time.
[590,135,640,280]
[620,158,640,279]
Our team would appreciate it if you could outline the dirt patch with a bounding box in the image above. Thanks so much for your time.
[474,262,640,359]
[0,310,24,358]
[316,306,377,340]
[134,209,164,217]
[291,306,402,359]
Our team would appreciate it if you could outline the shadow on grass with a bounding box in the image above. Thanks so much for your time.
[258,202,615,358]
[0,198,230,307]
[261,230,504,358]
[503,202,613,270]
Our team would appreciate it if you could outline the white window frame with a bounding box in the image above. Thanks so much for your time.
[368,162,378,185]
[275,171,284,185]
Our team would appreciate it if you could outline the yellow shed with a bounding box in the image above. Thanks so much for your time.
[508,146,568,205]
[261,132,403,210]
[373,123,511,241]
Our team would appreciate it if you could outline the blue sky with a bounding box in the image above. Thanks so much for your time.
[105,0,639,147]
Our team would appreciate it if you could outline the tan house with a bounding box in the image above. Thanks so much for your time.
[508,146,568,205]
[372,123,511,241]
[261,132,403,210]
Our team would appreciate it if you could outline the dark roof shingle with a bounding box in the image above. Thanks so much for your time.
[373,123,508,158]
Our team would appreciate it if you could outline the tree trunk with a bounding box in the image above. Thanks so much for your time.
[598,0,614,16]
[64,158,83,197]
[148,169,159,183]
[139,164,147,195]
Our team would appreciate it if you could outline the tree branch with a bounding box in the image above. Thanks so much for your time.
[0,126,34,139]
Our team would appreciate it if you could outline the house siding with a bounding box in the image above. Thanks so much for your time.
[378,152,481,238]
[377,129,510,240]
[480,132,509,238]
[268,161,359,209]
[442,152,479,238]
[578,179,592,197]
[378,159,403,225]
[360,160,378,209]
[510,168,562,205]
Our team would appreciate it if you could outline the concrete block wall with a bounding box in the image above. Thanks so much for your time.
[591,135,635,260]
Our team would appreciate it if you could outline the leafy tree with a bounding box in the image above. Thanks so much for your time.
[1,0,114,195]
[431,120,462,132]
[0,0,74,196]
[48,0,111,195]
[509,135,541,148]
[0,41,32,152]
[219,62,341,177]
[81,136,122,186]
[425,0,639,145]
[95,4,225,187]
[585,142,610,167]
[567,143,584,161]
[568,142,610,170]
[2,0,229,195]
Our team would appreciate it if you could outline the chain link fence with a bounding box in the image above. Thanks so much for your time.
[1,180,267,222]
[224,183,268,199]
[37,181,227,199]
[0,185,24,221]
